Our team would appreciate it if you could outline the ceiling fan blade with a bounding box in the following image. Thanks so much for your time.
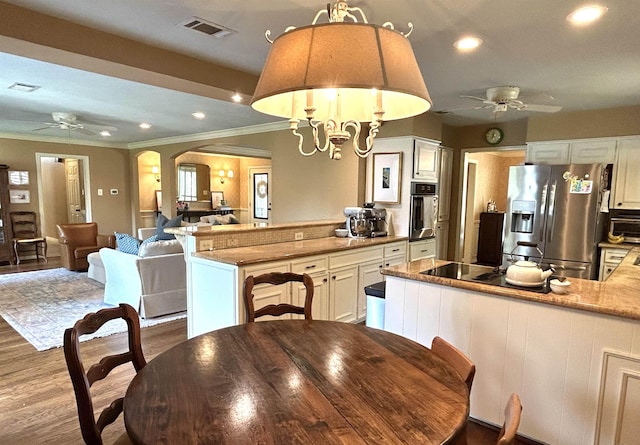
[31,124,56,132]
[521,104,562,113]
[438,105,492,113]
[460,95,488,102]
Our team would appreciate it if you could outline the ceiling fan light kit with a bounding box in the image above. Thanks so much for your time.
[251,0,431,160]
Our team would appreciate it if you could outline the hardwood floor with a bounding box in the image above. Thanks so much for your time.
[0,258,533,444]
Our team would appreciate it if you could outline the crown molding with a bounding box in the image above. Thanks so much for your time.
[0,131,127,148]
[126,121,292,150]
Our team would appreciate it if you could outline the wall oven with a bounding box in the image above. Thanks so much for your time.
[409,182,438,241]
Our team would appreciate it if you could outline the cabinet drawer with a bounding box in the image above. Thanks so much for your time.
[410,240,436,260]
[291,255,328,274]
[329,246,383,269]
[243,261,289,279]
[384,242,406,258]
[604,249,629,264]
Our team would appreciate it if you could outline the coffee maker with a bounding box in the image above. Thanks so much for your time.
[344,203,388,238]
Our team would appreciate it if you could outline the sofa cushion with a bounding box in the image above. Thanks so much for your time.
[115,232,142,255]
[138,239,183,257]
[199,215,222,225]
[199,214,239,224]
[156,215,183,240]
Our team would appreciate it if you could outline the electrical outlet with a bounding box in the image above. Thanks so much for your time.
[295,232,304,240]
[200,239,213,250]
[227,238,238,247]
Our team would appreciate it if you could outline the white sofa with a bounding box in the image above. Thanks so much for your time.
[101,228,187,318]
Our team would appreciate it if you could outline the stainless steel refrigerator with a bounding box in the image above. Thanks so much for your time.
[502,164,605,279]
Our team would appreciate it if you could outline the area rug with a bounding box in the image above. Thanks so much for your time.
[0,268,185,351]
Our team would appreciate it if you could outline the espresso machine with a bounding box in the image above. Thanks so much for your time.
[344,203,388,238]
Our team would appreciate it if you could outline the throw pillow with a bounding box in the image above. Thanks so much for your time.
[138,239,184,257]
[114,232,142,255]
[156,214,183,240]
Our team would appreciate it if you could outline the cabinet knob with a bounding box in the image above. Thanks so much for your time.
[323,278,328,283]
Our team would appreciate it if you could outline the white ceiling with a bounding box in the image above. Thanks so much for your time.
[1,0,639,146]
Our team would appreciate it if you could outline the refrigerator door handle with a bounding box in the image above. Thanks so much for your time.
[549,263,587,271]
[547,181,557,243]
[539,182,549,243]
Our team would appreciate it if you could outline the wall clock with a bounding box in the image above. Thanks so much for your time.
[485,127,504,145]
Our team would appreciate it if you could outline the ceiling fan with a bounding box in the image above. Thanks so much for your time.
[31,112,117,135]
[443,86,562,116]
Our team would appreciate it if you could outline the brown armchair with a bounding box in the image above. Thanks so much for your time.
[56,222,116,271]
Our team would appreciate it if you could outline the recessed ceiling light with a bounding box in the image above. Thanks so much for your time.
[453,36,483,52]
[8,82,41,92]
[192,112,206,119]
[139,123,152,129]
[567,5,608,26]
[231,93,243,103]
[99,130,111,137]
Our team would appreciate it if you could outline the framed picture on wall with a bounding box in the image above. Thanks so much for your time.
[8,171,29,185]
[211,191,224,208]
[9,189,30,204]
[372,152,403,204]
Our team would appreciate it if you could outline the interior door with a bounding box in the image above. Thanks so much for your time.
[65,159,85,224]
[249,166,272,224]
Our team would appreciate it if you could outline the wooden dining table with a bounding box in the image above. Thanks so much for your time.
[124,320,470,444]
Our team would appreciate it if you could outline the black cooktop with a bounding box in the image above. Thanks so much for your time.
[421,263,551,294]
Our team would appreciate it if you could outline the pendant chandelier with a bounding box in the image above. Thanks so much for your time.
[251,1,432,160]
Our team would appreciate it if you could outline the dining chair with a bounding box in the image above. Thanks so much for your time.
[63,303,147,445]
[497,393,522,445]
[243,272,314,322]
[431,336,476,393]
[10,211,47,264]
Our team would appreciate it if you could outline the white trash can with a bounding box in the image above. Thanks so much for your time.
[364,281,386,329]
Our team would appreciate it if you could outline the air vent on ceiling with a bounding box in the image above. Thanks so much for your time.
[180,17,236,38]
[8,82,40,92]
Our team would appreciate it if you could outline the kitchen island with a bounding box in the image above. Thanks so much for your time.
[380,247,640,445]
[167,220,408,338]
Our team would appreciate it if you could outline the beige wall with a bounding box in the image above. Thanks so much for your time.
[137,151,161,211]
[0,138,132,236]
[527,105,640,141]
[467,152,526,219]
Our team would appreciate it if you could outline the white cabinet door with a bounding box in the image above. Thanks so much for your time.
[612,138,640,210]
[436,220,449,260]
[358,260,384,321]
[526,142,571,164]
[438,147,453,221]
[329,265,359,323]
[570,140,617,164]
[413,139,439,181]
[596,352,640,445]
[293,271,329,320]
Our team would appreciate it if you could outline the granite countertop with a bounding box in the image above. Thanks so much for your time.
[192,236,408,266]
[165,220,343,237]
[381,247,640,321]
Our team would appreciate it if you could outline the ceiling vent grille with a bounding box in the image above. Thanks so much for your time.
[180,17,236,38]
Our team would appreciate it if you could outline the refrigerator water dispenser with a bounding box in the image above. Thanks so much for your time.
[510,200,536,233]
